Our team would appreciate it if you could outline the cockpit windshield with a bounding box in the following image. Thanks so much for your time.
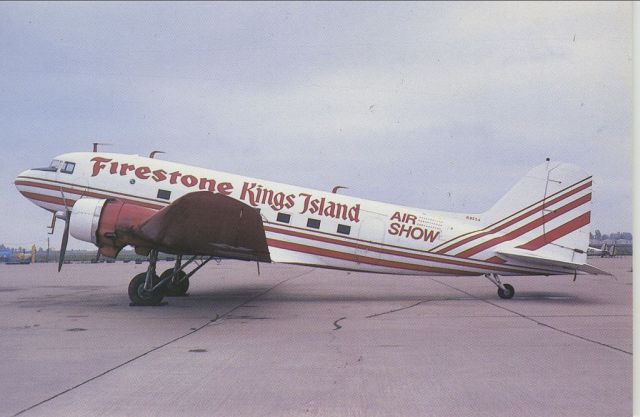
[33,159,63,172]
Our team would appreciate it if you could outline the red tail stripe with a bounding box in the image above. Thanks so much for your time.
[516,212,591,251]
[485,256,507,264]
[455,193,591,258]
[436,180,592,254]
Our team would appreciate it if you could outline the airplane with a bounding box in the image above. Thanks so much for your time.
[14,151,610,305]
[587,245,606,256]
[587,243,615,258]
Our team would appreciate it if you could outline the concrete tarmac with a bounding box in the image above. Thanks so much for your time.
[0,257,631,417]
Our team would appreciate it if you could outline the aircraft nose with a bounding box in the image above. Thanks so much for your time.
[15,169,32,194]
[15,169,30,181]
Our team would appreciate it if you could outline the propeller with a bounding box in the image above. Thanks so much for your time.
[58,210,71,272]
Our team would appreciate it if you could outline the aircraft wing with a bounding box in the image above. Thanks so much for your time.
[104,192,271,261]
[138,192,270,261]
[496,248,611,276]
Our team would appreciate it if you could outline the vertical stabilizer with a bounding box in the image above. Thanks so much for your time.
[481,161,592,264]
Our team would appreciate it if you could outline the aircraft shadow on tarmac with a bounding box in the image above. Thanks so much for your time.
[15,284,599,312]
[155,286,599,307]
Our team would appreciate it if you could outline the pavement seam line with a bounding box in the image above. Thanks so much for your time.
[12,268,316,417]
[365,300,431,318]
[365,296,480,319]
[428,277,632,356]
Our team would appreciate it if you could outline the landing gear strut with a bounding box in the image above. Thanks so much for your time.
[484,273,515,299]
[161,255,189,297]
[128,249,164,306]
[128,252,215,306]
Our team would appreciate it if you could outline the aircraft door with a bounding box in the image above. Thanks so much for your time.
[355,210,388,267]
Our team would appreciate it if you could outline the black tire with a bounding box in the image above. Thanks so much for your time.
[160,269,189,296]
[498,283,515,299]
[128,272,164,306]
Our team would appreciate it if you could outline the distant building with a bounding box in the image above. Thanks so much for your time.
[610,239,632,246]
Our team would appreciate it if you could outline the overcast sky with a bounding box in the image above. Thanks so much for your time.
[0,2,632,250]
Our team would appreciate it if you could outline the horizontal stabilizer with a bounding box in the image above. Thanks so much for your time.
[574,263,612,276]
[497,248,611,276]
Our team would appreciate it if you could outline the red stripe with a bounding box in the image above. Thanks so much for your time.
[15,180,69,192]
[17,176,167,208]
[435,180,592,254]
[19,182,485,275]
[19,191,76,207]
[264,225,556,275]
[17,179,567,275]
[516,212,591,250]
[267,238,478,276]
[455,193,591,258]
[16,180,164,210]
[82,190,163,210]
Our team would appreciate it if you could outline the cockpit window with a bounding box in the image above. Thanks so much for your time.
[60,161,75,174]
[33,159,62,172]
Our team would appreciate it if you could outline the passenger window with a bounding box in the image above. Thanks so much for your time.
[157,189,171,200]
[277,213,291,224]
[337,224,351,235]
[60,162,75,174]
[307,218,321,229]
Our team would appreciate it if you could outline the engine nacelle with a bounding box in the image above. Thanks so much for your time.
[70,198,158,257]
[70,198,107,244]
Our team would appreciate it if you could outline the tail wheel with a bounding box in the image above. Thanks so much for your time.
[160,269,190,296]
[498,283,515,299]
[128,272,164,306]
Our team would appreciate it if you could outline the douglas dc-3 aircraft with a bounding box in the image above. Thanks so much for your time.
[15,150,609,305]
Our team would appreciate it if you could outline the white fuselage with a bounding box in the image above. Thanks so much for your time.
[15,152,571,276]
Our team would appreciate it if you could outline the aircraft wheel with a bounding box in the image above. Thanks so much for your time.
[498,283,515,299]
[160,269,189,296]
[128,272,164,306]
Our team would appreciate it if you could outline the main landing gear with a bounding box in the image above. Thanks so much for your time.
[484,273,515,299]
[128,250,215,306]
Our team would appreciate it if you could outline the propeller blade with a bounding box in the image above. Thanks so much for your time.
[58,211,71,272]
